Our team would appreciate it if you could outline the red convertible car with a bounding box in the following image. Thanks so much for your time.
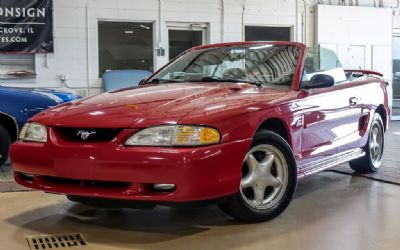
[10,42,389,222]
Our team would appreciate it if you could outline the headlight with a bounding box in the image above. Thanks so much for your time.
[19,122,47,143]
[125,125,221,146]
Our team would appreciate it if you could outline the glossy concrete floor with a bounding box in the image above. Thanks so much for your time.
[1,171,400,250]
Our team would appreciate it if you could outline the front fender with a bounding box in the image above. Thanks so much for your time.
[0,93,59,129]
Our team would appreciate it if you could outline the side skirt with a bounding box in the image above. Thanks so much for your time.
[297,148,365,179]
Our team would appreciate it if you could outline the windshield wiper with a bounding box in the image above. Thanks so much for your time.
[148,77,262,87]
[147,78,183,84]
[194,76,262,87]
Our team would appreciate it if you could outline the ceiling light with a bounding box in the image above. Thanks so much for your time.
[140,25,150,30]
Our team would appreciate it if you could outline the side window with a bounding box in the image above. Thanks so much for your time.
[303,47,347,85]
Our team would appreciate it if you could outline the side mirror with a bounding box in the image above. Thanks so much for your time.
[304,74,335,89]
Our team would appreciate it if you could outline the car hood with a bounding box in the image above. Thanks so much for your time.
[32,82,293,128]
[32,87,81,102]
[0,85,81,103]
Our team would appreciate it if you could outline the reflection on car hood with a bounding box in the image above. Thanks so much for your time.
[31,82,293,128]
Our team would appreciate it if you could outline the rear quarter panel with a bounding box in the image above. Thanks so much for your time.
[357,78,389,147]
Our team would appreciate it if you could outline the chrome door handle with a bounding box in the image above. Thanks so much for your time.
[349,97,358,106]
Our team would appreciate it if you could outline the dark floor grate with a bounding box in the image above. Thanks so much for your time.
[26,233,87,249]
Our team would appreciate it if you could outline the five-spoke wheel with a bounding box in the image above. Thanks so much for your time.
[369,122,383,166]
[219,130,297,222]
[240,145,288,210]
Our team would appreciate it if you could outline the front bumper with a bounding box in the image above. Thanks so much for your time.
[10,128,251,202]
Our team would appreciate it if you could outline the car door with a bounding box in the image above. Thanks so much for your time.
[298,47,363,169]
[300,83,363,167]
[334,81,365,153]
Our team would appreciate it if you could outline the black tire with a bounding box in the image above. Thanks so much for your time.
[349,113,384,173]
[218,130,297,222]
[0,124,11,166]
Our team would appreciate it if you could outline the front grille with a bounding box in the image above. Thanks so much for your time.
[55,127,122,142]
[41,176,132,189]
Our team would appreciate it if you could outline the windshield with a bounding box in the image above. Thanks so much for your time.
[149,44,300,86]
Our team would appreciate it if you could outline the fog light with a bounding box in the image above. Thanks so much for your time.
[20,172,34,179]
[153,184,176,191]
[19,172,35,183]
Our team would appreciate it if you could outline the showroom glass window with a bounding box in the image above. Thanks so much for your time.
[150,44,300,86]
[245,26,292,41]
[98,22,154,77]
[168,30,203,60]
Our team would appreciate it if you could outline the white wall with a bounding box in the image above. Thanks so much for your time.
[1,0,399,97]
[300,0,400,46]
[1,0,299,96]
[317,5,392,73]
[316,5,394,111]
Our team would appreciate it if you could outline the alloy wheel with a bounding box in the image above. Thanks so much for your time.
[369,122,384,167]
[240,144,288,210]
